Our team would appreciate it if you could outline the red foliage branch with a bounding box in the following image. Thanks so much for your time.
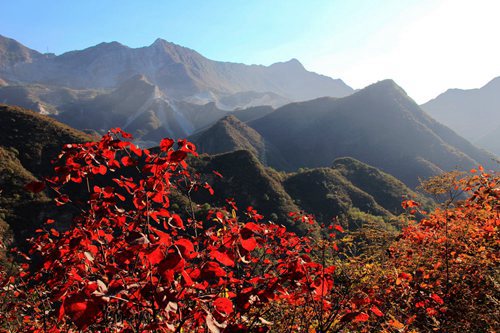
[0,129,358,332]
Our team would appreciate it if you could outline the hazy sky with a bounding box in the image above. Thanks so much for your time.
[3,0,499,103]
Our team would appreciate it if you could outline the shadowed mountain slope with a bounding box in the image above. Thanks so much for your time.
[0,104,94,243]
[248,80,497,187]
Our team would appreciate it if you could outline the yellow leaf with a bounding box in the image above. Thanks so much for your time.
[388,319,405,330]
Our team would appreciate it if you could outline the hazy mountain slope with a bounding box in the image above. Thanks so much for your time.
[55,75,208,142]
[249,80,497,188]
[190,115,266,160]
[231,105,274,123]
[190,115,290,169]
[172,101,228,130]
[421,77,500,154]
[0,36,353,104]
[218,90,290,109]
[0,77,275,147]
[0,84,101,114]
[476,125,500,155]
[422,77,500,141]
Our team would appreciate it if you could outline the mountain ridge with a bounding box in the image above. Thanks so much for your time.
[421,76,500,155]
[0,35,353,106]
[238,79,498,187]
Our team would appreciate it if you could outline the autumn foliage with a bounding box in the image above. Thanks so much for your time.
[375,167,499,332]
[0,129,498,332]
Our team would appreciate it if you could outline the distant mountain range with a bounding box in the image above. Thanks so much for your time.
[0,34,352,107]
[193,80,498,188]
[422,77,500,155]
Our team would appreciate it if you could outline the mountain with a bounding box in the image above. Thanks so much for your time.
[188,150,308,234]
[0,83,100,115]
[54,75,230,144]
[0,35,353,108]
[332,157,431,214]
[217,90,290,109]
[245,80,497,188]
[283,167,390,223]
[231,105,275,123]
[0,104,94,244]
[476,125,500,155]
[188,150,418,235]
[421,77,500,155]
[0,35,49,71]
[191,115,290,169]
[0,77,277,147]
[190,115,267,161]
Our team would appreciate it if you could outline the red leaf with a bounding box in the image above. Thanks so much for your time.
[402,200,419,209]
[202,261,227,278]
[175,239,197,259]
[204,183,214,195]
[242,222,261,232]
[121,156,136,167]
[333,224,344,233]
[212,170,223,178]
[215,211,225,221]
[431,293,444,305]
[354,312,369,322]
[214,297,234,315]
[63,295,99,329]
[98,164,107,175]
[158,252,185,276]
[129,143,143,156]
[145,246,165,265]
[160,138,174,151]
[120,131,133,139]
[211,250,235,267]
[398,272,412,280]
[25,181,45,193]
[169,150,187,163]
[370,306,384,317]
[166,214,185,230]
[240,237,257,252]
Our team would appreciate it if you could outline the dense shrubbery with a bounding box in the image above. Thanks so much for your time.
[0,130,498,332]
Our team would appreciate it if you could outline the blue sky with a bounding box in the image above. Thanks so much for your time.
[3,0,500,102]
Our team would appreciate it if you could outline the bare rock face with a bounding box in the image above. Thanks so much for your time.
[0,35,49,70]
